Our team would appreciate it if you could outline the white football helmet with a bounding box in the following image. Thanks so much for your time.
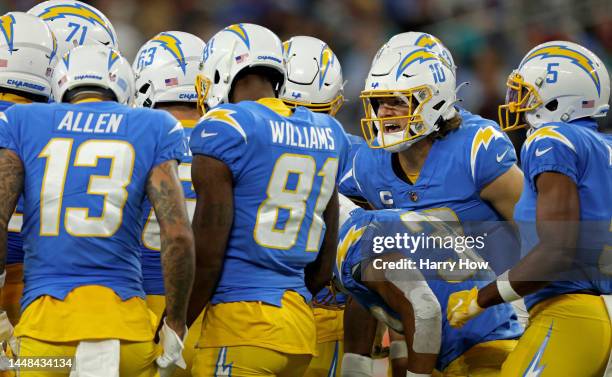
[499,41,610,131]
[52,44,134,104]
[0,12,57,100]
[28,0,118,59]
[196,23,285,111]
[281,36,344,116]
[361,45,457,152]
[133,31,205,108]
[375,32,456,77]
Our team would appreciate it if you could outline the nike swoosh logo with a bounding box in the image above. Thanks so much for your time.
[535,147,552,157]
[496,149,509,163]
[200,130,218,138]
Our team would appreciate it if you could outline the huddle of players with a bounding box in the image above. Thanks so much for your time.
[0,1,610,377]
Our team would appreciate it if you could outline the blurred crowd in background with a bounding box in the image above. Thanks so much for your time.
[3,0,611,143]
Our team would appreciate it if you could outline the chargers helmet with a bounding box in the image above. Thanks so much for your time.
[375,32,456,77]
[361,45,457,152]
[196,23,285,112]
[52,44,134,104]
[281,36,344,116]
[0,12,57,100]
[499,40,610,131]
[28,0,118,59]
[133,31,205,108]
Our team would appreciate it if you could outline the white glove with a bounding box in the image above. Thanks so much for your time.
[0,311,13,342]
[0,311,14,372]
[156,319,188,377]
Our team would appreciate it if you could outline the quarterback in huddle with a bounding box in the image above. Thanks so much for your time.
[0,1,609,377]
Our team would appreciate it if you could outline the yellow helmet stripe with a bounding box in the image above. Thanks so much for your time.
[520,45,601,95]
[396,48,439,80]
[37,3,115,45]
[0,14,15,53]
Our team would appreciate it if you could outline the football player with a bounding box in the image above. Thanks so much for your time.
[347,34,522,223]
[0,12,57,330]
[0,45,194,376]
[343,39,526,373]
[28,0,118,58]
[281,35,346,377]
[133,30,206,377]
[448,41,612,376]
[281,36,344,116]
[187,23,349,376]
[335,195,522,377]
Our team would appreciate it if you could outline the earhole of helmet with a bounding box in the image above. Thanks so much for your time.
[432,100,445,111]
[545,99,558,111]
[138,83,150,94]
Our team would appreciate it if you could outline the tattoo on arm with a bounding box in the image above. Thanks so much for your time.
[146,160,195,329]
[0,149,24,273]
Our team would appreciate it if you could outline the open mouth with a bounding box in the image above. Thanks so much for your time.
[383,123,404,133]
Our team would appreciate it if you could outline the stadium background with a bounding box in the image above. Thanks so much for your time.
[2,0,611,148]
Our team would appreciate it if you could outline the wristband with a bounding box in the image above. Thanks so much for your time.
[341,353,373,377]
[496,270,522,303]
[390,340,408,360]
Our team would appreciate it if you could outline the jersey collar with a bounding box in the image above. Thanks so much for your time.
[0,93,32,104]
[180,119,198,128]
[257,98,292,117]
[73,98,104,104]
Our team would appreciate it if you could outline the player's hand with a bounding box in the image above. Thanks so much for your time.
[0,311,15,371]
[447,287,484,328]
[0,311,14,345]
[156,318,188,377]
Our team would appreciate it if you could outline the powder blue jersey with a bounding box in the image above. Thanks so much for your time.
[189,100,350,306]
[342,108,521,272]
[0,101,186,310]
[338,133,368,199]
[337,208,522,370]
[514,120,612,309]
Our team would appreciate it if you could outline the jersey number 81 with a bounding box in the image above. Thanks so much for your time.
[254,153,338,251]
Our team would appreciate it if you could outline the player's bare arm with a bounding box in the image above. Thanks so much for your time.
[342,297,379,376]
[343,297,378,356]
[305,187,339,296]
[147,159,195,336]
[478,171,580,308]
[480,164,524,221]
[0,149,23,274]
[186,155,234,327]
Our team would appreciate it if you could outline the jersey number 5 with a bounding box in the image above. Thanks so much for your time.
[254,153,338,251]
[38,138,135,237]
